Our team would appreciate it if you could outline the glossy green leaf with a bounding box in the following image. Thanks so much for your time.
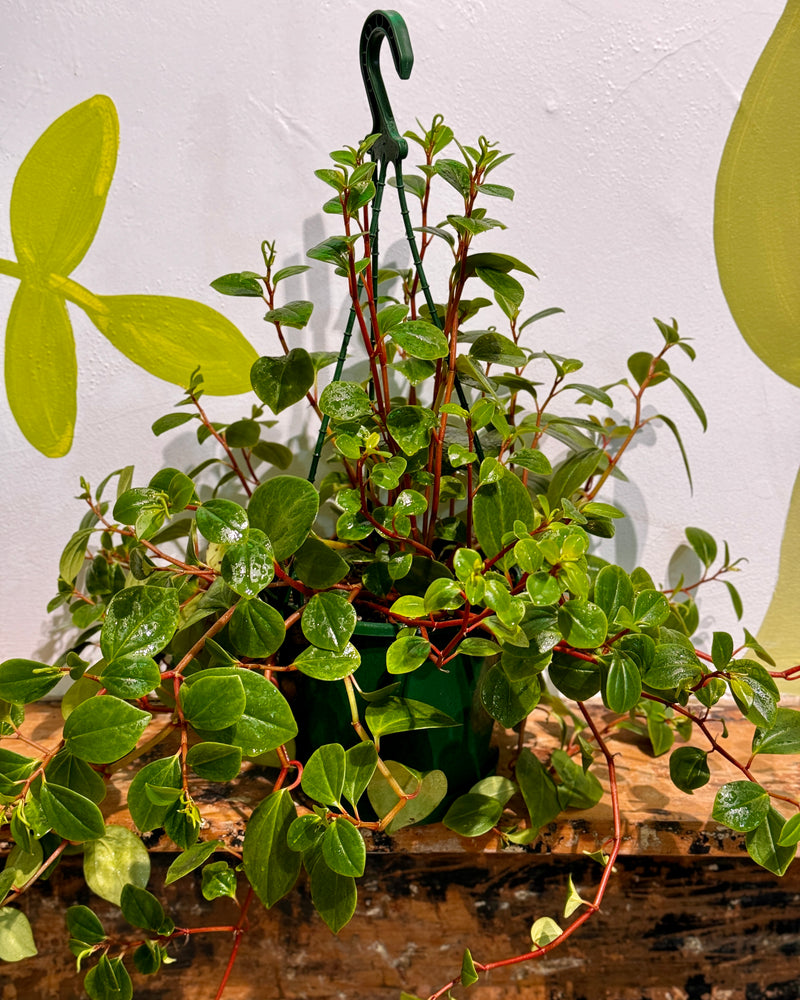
[264,299,314,330]
[6,841,43,890]
[302,592,357,652]
[63,696,150,764]
[196,499,249,544]
[0,908,38,962]
[101,656,161,700]
[557,601,608,650]
[778,813,800,847]
[39,782,105,841]
[248,476,319,562]
[669,746,710,793]
[685,527,717,568]
[302,744,346,806]
[386,635,431,675]
[547,653,601,701]
[366,762,448,832]
[210,272,263,296]
[443,792,503,837]
[165,840,222,885]
[633,590,670,628]
[186,667,297,757]
[229,599,286,658]
[319,381,373,420]
[45,749,106,804]
[292,536,349,589]
[389,319,448,359]
[180,674,246,731]
[66,905,106,945]
[712,781,770,833]
[307,850,357,934]
[469,330,526,366]
[200,860,237,900]
[100,587,180,661]
[551,749,602,810]
[186,742,242,782]
[746,807,797,876]
[365,696,457,738]
[752,708,800,755]
[120,883,165,933]
[133,940,163,976]
[251,349,315,414]
[59,527,94,584]
[0,659,62,704]
[644,644,702,691]
[473,469,535,569]
[480,663,540,728]
[242,789,301,908]
[342,741,378,808]
[294,642,361,681]
[516,748,561,832]
[84,954,133,1000]
[286,814,327,853]
[127,757,181,833]
[385,405,437,456]
[593,565,634,624]
[322,817,366,877]
[221,531,275,597]
[602,652,641,714]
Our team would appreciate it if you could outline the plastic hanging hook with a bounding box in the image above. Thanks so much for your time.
[359,10,413,164]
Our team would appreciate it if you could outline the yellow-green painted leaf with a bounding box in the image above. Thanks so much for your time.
[10,95,118,273]
[82,295,256,394]
[714,3,800,386]
[5,282,76,456]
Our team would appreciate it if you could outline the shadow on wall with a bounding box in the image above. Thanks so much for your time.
[714,0,800,669]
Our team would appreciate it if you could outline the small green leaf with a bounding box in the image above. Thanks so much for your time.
[389,319,449,360]
[530,916,562,947]
[39,782,106,841]
[443,793,503,838]
[778,813,800,848]
[365,696,457,738]
[302,592,357,652]
[210,272,263,296]
[100,586,179,661]
[84,954,133,1000]
[746,808,797,876]
[712,781,770,832]
[557,601,608,650]
[221,531,275,598]
[302,744,346,807]
[229,599,286,658]
[366,762,448,832]
[201,861,238,900]
[0,908,38,962]
[319,380,373,420]
[119,883,165,933]
[342,742,378,808]
[63,695,150,764]
[165,840,222,884]
[516,749,561,832]
[0,659,62,704]
[264,300,314,330]
[322,817,366,877]
[196,499,249,544]
[306,851,357,934]
[386,635,431,675]
[461,948,480,987]
[127,757,181,833]
[752,708,800,755]
[602,652,641,714]
[563,875,588,918]
[669,746,710,793]
[242,789,301,908]
[83,826,151,906]
[66,905,106,945]
[248,476,319,562]
[181,674,246,731]
[251,349,315,414]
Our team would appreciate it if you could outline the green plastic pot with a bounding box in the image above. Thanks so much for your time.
[295,622,497,820]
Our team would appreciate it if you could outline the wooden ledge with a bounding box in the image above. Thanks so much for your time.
[3,700,798,859]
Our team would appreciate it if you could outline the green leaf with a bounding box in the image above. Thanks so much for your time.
[251,440,293,469]
[11,95,117,273]
[386,635,431,675]
[248,476,319,562]
[229,599,286,658]
[196,499,249,544]
[287,814,327,853]
[100,586,180,661]
[221,530,275,598]
[186,667,297,757]
[63,695,150,764]
[302,744,346,807]
[127,757,181,832]
[443,793,503,837]
[551,749,602,810]
[294,642,361,681]
[480,663,540,728]
[322,817,366,877]
[436,158,471,197]
[473,469,535,570]
[653,413,693,490]
[516,748,561,832]
[307,851,357,934]
[547,447,604,506]
[186,742,243,782]
[101,656,161,700]
[151,411,194,436]
[242,789,301,908]
[66,905,107,945]
[389,319,448,360]
[181,674,246,731]
[59,528,94,584]
[712,781,770,832]
[547,653,601,701]
[668,372,707,431]
[273,264,311,284]
[469,330,527,366]
[251,349,315,414]
[5,283,77,456]
[210,272,263,296]
[728,659,780,729]
[45,749,106,804]
[746,808,797,876]
[319,381,373,420]
[563,875,588,918]
[752,708,800,755]
[669,746,710,793]
[685,527,717,568]
[133,940,163,976]
[342,742,378,808]
[119,883,165,933]
[778,813,800,848]
[0,659,62,704]
[644,644,702,691]
[366,762,448,832]
[84,955,133,1000]
[39,782,105,841]
[302,592,357,652]
[557,601,608,650]
[5,841,43,890]
[165,840,222,884]
[461,948,480,987]
[530,916,562,947]
[201,860,238,900]
[293,537,349,589]
[84,294,257,395]
[602,652,641,714]
[365,696,457,738]
[0,908,38,962]
[264,299,314,330]
[632,589,670,628]
[386,406,437,455]
[593,565,634,624]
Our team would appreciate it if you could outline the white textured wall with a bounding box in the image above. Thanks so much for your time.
[0,0,791,661]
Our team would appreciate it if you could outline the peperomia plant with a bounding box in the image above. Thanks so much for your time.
[1,11,799,1000]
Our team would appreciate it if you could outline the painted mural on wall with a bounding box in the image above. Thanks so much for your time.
[714,0,800,665]
[0,95,256,458]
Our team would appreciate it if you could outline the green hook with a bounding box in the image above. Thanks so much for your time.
[359,10,413,163]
